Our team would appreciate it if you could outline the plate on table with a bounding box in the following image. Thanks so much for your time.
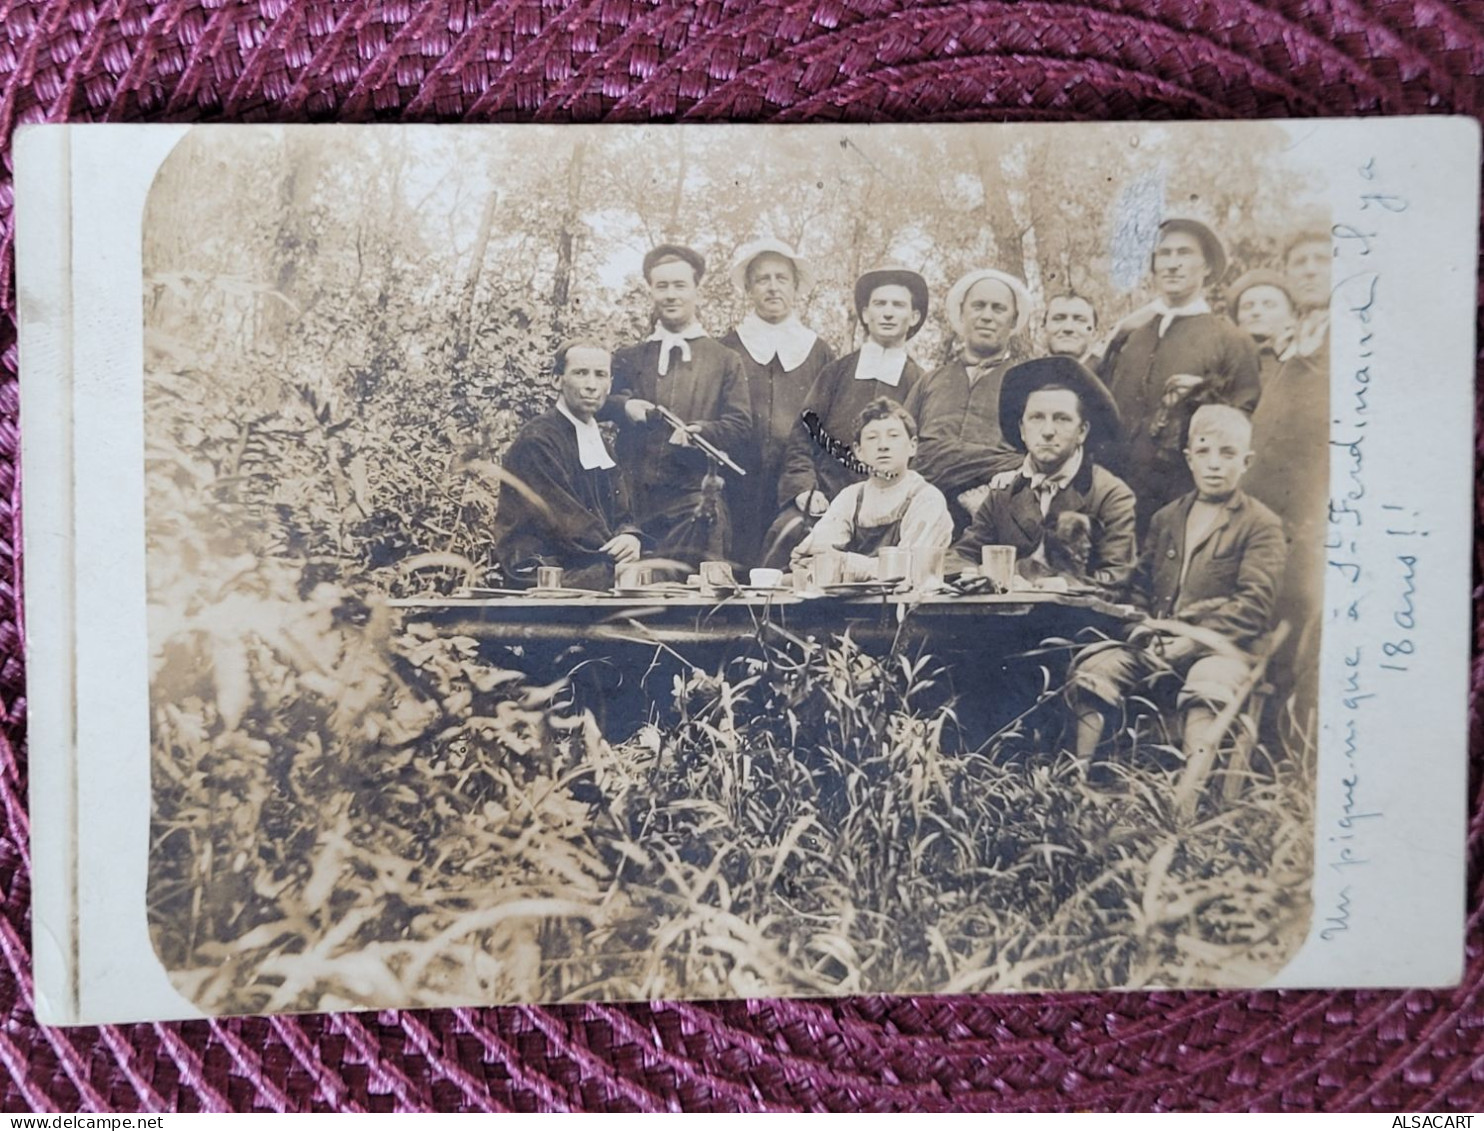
[822,581,900,596]
[612,584,688,599]
[526,587,605,599]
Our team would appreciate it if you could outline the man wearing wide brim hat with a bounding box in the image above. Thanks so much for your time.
[719,238,835,567]
[1098,215,1261,536]
[763,263,930,569]
[945,356,1137,595]
[904,267,1031,534]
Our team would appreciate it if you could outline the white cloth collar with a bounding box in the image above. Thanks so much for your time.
[1151,296,1211,337]
[556,399,617,470]
[647,321,708,375]
[734,312,818,372]
[852,340,909,387]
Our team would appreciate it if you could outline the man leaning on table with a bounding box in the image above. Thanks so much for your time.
[944,355,1137,598]
[493,339,643,590]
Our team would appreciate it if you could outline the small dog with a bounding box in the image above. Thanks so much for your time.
[1020,511,1094,585]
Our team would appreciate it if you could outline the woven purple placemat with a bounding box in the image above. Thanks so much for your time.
[1,0,1481,1113]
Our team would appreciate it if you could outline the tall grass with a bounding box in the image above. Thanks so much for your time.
[149,583,1313,1013]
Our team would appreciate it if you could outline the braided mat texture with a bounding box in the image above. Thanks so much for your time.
[1,0,1482,1113]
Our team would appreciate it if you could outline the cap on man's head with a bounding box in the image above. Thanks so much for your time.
[728,238,813,292]
[1187,403,1253,448]
[1154,217,1227,284]
[1283,227,1331,262]
[944,268,1032,337]
[1227,269,1296,313]
[643,244,706,283]
[853,264,930,338]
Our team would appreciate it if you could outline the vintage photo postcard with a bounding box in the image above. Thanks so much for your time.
[16,118,1477,1024]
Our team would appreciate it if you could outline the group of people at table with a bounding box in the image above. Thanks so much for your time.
[490,219,1330,765]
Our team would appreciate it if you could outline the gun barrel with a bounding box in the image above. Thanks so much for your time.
[653,406,747,476]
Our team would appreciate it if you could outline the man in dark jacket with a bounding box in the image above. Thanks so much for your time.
[945,356,1137,597]
[718,239,834,568]
[494,340,643,590]
[905,268,1031,533]
[1099,218,1262,535]
[764,264,929,568]
[1069,405,1286,772]
[606,244,753,569]
[1243,230,1332,719]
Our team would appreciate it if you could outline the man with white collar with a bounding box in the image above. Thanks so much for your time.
[945,356,1136,596]
[765,265,930,565]
[904,267,1031,533]
[719,239,834,567]
[607,244,752,567]
[494,340,643,590]
[1099,218,1261,535]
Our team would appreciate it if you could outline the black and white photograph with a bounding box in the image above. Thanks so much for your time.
[130,120,1334,1014]
[21,118,1475,1024]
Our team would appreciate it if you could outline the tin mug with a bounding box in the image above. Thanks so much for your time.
[536,565,564,590]
[911,547,946,590]
[615,562,643,590]
[700,560,736,588]
[877,547,911,583]
[979,545,1017,591]
[813,549,846,588]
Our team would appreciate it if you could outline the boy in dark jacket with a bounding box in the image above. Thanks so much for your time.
[1069,404,1286,770]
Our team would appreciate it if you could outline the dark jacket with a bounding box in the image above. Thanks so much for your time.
[717,330,834,565]
[946,458,1138,593]
[1099,311,1262,527]
[493,407,641,587]
[777,348,927,507]
[903,355,1023,497]
[604,336,752,517]
[1135,489,1286,650]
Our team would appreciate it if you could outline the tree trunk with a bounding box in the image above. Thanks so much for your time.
[972,131,1026,278]
[550,137,590,339]
[456,187,500,361]
[664,132,688,241]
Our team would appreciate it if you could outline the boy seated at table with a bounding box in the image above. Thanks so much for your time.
[1067,404,1286,777]
[791,397,952,584]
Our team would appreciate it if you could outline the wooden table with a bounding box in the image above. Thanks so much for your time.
[389,588,1138,649]
[390,589,1140,740]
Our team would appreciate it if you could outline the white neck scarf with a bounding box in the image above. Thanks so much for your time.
[734,312,818,372]
[1151,296,1211,338]
[556,399,617,471]
[648,321,707,376]
[1019,447,1084,515]
[852,339,909,387]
